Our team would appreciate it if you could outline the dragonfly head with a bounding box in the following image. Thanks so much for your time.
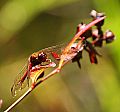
[30,52,47,66]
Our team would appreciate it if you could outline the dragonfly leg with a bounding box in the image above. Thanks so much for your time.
[30,72,44,90]
[31,83,36,90]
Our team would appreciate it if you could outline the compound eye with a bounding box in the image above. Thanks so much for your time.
[30,55,39,66]
[38,52,47,63]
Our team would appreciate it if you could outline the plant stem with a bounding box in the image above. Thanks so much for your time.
[4,16,105,112]
[4,88,32,112]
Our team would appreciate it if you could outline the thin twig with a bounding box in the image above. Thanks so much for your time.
[4,88,32,112]
[4,16,105,112]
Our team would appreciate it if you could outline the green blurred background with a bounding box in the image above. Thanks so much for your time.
[0,0,120,112]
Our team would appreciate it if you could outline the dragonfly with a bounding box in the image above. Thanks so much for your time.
[11,44,64,96]
[11,43,83,96]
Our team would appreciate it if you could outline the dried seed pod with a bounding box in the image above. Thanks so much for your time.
[90,10,97,18]
[72,51,82,68]
[89,50,98,64]
[76,23,92,38]
[84,41,101,64]
[104,30,115,43]
[92,29,103,47]
[92,29,99,38]
[90,10,105,27]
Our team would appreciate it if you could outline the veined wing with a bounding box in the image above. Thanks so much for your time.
[11,63,30,96]
[39,43,66,56]
[11,44,66,96]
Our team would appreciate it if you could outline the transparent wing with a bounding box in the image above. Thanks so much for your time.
[11,63,30,96]
[11,44,66,96]
[40,43,66,59]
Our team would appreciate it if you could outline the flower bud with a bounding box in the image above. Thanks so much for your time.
[104,30,115,43]
[90,10,105,27]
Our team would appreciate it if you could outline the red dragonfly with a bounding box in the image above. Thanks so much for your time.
[11,44,64,96]
[11,43,83,96]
